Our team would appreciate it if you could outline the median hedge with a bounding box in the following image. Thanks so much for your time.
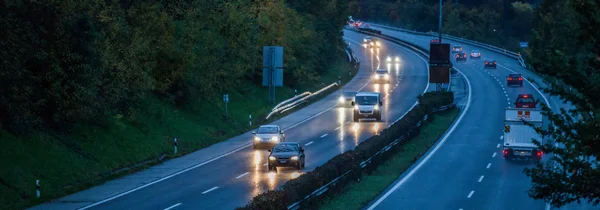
[236,91,455,210]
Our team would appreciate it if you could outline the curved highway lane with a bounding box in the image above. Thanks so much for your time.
[364,26,589,210]
[76,30,431,210]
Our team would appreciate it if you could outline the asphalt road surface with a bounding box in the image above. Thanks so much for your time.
[82,30,431,210]
[364,25,592,210]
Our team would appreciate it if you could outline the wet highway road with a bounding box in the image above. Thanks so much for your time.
[364,25,590,210]
[85,30,431,210]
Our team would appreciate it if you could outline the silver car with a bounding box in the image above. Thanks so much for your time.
[252,125,285,149]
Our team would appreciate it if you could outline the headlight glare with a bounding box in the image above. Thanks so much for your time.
[339,96,344,103]
[291,156,299,161]
[269,156,276,161]
[272,136,279,141]
[374,105,379,110]
[254,137,260,141]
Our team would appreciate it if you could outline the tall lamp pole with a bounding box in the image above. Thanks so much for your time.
[438,0,443,42]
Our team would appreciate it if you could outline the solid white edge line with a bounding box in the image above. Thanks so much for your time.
[201,186,219,194]
[236,172,249,179]
[486,163,491,169]
[478,175,484,182]
[164,203,182,210]
[467,190,475,198]
[366,66,471,210]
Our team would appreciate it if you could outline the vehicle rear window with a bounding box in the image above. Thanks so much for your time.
[517,98,535,104]
[273,144,298,152]
[355,95,379,105]
[509,74,521,78]
[376,69,388,73]
[257,126,278,134]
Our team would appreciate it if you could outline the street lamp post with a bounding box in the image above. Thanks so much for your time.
[438,0,443,42]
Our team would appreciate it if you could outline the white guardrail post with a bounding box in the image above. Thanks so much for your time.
[266,82,339,120]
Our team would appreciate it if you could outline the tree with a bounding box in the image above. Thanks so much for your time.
[524,0,600,207]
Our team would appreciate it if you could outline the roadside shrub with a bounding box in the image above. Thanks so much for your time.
[238,91,454,209]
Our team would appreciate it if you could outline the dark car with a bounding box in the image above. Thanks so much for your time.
[338,91,357,107]
[267,142,305,171]
[515,94,536,108]
[484,60,497,68]
[507,73,524,87]
[455,53,467,61]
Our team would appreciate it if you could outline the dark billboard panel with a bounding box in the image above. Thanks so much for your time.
[429,66,450,83]
[429,43,450,65]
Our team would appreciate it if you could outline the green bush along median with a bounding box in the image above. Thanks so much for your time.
[319,108,461,210]
[236,91,455,210]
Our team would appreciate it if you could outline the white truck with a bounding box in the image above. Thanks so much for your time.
[502,108,544,161]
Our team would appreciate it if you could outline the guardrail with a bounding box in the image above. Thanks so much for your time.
[266,82,339,120]
[286,102,455,210]
[368,23,528,68]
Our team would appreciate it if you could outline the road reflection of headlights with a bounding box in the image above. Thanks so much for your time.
[269,156,276,161]
[291,156,299,161]
[352,124,359,132]
[339,96,344,103]
[254,137,260,141]
[271,136,279,141]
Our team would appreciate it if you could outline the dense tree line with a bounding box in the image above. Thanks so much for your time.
[523,0,600,207]
[0,0,349,134]
[348,0,535,49]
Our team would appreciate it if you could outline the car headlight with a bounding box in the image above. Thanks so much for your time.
[395,57,400,62]
[384,74,389,79]
[374,105,379,110]
[339,96,344,103]
[376,41,380,46]
[291,156,299,161]
[354,105,358,110]
[386,57,391,62]
[254,137,260,141]
[269,156,276,161]
[271,136,279,141]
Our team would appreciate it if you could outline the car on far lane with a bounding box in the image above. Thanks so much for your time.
[338,91,357,107]
[515,94,536,108]
[507,73,524,87]
[455,52,467,61]
[267,142,305,171]
[452,45,463,53]
[373,68,391,83]
[470,50,481,58]
[484,60,497,69]
[252,125,285,149]
[385,56,401,64]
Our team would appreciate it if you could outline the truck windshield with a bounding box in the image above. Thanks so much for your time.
[376,70,387,74]
[257,126,278,134]
[355,96,379,105]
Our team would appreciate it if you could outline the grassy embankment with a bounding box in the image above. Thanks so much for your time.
[0,56,357,209]
[319,108,461,210]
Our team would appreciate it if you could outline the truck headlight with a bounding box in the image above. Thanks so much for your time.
[254,137,260,141]
[339,96,344,103]
[376,41,380,46]
[269,156,276,161]
[374,105,379,110]
[384,75,389,79]
[354,105,358,110]
[271,136,279,141]
[291,156,299,161]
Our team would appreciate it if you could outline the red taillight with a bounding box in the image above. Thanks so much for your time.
[519,78,523,80]
[537,151,543,156]
[494,62,497,64]
[508,78,512,80]
[485,62,488,64]
[503,149,508,155]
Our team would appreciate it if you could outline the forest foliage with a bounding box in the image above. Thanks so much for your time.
[523,0,600,207]
[348,0,535,50]
[0,0,349,135]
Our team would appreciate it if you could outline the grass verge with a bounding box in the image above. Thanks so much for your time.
[318,108,461,210]
[0,53,358,209]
